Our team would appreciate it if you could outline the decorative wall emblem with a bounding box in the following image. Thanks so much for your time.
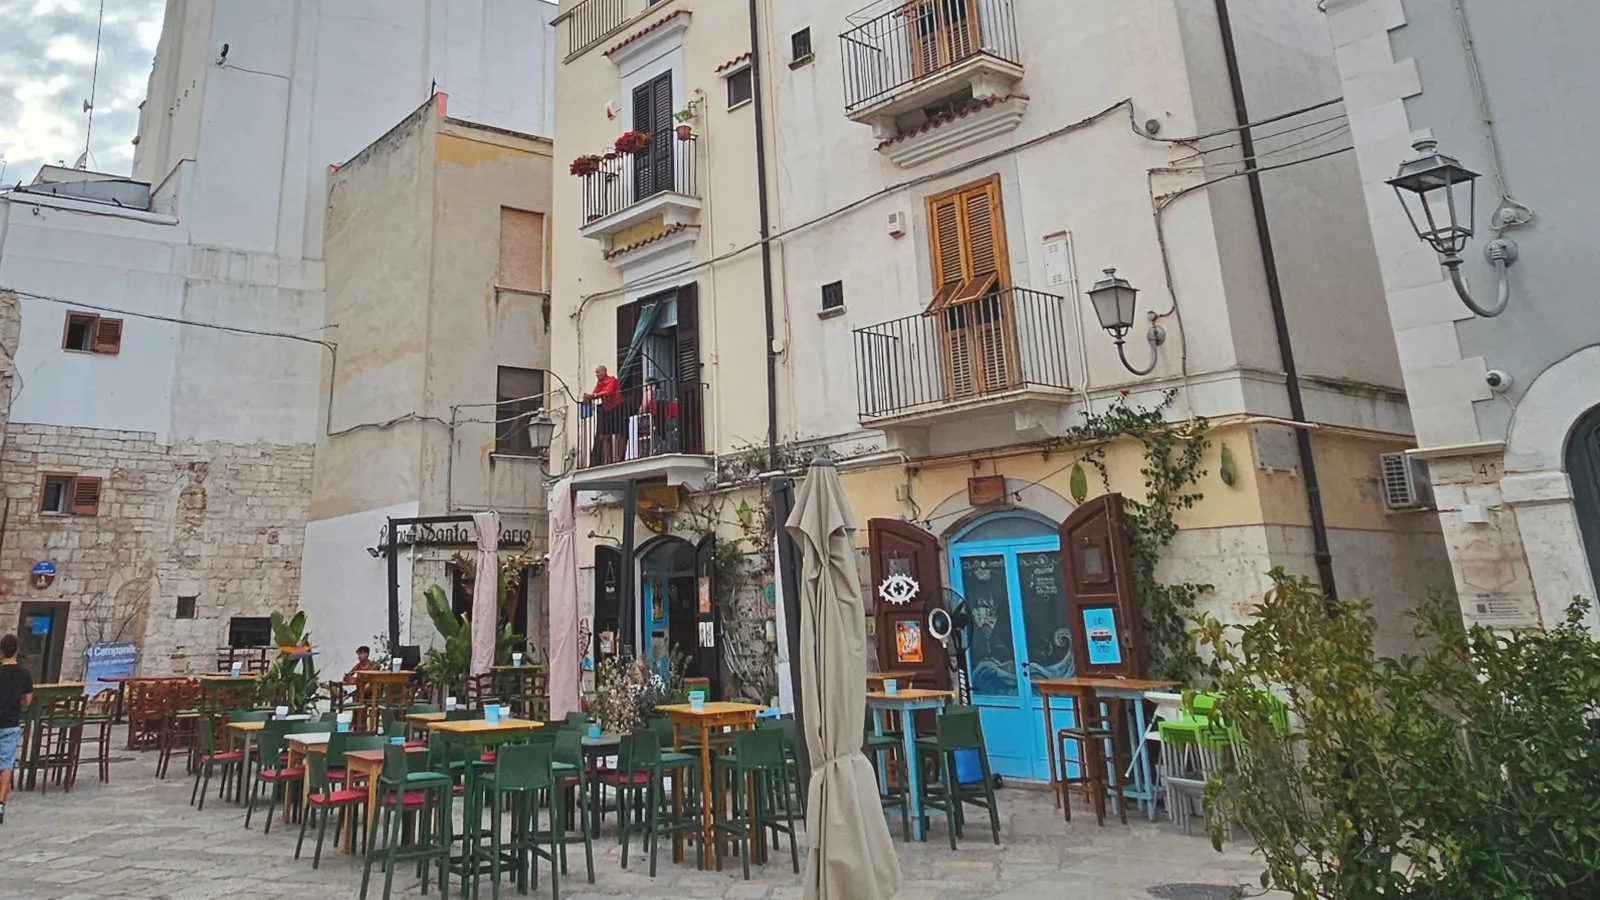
[877,573,919,606]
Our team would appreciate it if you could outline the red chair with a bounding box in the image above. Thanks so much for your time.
[189,718,245,811]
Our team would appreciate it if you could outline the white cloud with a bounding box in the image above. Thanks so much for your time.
[0,0,164,184]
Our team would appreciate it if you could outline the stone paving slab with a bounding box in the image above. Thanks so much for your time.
[5,756,1272,899]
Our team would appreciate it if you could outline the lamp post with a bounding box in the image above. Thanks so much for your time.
[1087,268,1165,376]
[1388,139,1517,317]
[524,408,571,480]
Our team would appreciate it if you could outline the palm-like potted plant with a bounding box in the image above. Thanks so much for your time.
[258,610,323,713]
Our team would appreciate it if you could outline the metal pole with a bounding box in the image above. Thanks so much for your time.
[619,480,638,658]
[769,474,811,808]
[385,517,400,652]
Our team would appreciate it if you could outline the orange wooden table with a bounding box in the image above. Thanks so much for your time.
[658,702,760,867]
[344,744,428,851]
[1032,677,1176,820]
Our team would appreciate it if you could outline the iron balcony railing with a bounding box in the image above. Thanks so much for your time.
[564,0,673,60]
[578,134,699,225]
[840,0,1021,114]
[853,286,1072,420]
[576,379,707,470]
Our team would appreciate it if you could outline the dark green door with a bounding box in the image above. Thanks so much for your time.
[1566,405,1600,597]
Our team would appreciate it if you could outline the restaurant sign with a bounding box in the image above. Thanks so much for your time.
[376,522,536,550]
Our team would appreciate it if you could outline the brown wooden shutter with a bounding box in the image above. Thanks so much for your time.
[497,209,545,293]
[92,317,123,354]
[1058,493,1144,679]
[616,301,640,389]
[929,196,964,292]
[868,518,949,731]
[70,476,103,516]
[674,283,703,454]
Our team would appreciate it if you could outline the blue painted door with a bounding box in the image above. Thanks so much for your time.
[949,536,1070,782]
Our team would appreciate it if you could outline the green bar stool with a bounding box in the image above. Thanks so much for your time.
[712,728,799,879]
[361,743,454,900]
[475,742,571,900]
[633,730,703,877]
[916,706,1002,848]
[550,729,597,883]
[863,714,911,841]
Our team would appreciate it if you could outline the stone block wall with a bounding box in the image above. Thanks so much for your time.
[0,423,314,678]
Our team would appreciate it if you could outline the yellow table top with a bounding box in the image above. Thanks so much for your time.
[226,721,266,733]
[656,702,762,718]
[406,711,446,723]
[866,689,953,702]
[426,717,541,735]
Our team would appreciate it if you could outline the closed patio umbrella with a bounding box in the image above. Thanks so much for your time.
[786,459,903,900]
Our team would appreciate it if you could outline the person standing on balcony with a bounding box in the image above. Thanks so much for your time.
[584,365,625,464]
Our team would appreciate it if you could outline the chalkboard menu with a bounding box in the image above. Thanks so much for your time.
[1017,551,1072,678]
[960,555,1018,697]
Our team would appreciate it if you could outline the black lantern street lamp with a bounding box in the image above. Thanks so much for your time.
[1088,268,1165,376]
[1388,138,1518,317]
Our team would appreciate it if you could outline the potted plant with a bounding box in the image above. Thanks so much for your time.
[570,154,602,176]
[614,130,652,155]
[673,108,695,141]
[258,610,323,713]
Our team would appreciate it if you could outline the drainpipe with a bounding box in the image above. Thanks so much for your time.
[747,0,780,468]
[1214,0,1339,605]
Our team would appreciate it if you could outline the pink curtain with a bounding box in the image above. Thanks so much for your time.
[547,478,581,719]
[470,511,500,676]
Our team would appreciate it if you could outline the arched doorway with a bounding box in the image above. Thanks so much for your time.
[1565,404,1600,598]
[638,535,721,694]
[946,509,1069,781]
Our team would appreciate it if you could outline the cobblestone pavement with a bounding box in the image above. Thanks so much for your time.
[7,755,1270,900]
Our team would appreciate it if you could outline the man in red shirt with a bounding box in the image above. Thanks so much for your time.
[583,365,626,463]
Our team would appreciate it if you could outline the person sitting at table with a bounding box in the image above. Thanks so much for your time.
[343,645,376,684]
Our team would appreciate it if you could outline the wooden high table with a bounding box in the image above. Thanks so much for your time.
[658,702,760,867]
[344,743,429,853]
[1032,677,1176,822]
[352,669,414,731]
[866,689,952,841]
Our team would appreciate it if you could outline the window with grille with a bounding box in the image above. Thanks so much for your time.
[821,281,845,312]
[791,28,813,66]
[496,366,546,456]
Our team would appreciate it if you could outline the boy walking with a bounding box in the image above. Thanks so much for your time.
[0,633,33,824]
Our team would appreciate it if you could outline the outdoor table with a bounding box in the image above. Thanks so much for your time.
[226,720,266,789]
[345,744,429,854]
[867,689,952,841]
[405,710,445,740]
[658,701,760,867]
[427,718,542,876]
[353,670,414,731]
[281,731,335,823]
[1032,677,1176,822]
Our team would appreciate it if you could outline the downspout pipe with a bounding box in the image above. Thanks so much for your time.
[748,0,780,468]
[1214,0,1339,607]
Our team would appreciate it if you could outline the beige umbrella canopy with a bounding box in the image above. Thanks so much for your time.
[786,459,904,900]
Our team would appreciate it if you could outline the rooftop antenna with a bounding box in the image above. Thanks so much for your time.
[79,0,106,170]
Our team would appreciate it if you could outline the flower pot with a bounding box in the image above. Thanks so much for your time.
[676,124,693,141]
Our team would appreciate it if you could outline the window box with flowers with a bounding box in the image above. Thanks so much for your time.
[570,154,604,177]
[614,130,653,155]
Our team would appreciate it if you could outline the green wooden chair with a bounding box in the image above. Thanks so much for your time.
[243,728,305,833]
[296,749,368,867]
[474,742,571,899]
[189,715,244,811]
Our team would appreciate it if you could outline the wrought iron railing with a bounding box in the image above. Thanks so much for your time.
[840,0,1021,113]
[853,286,1072,419]
[575,379,707,470]
[564,0,674,60]
[578,134,699,225]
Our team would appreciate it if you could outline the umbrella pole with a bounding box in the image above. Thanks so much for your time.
[770,475,811,810]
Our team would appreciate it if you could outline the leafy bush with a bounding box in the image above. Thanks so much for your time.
[416,584,523,697]
[1197,569,1600,899]
[258,610,323,713]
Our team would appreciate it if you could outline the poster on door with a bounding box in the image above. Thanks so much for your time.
[895,620,924,664]
[1082,607,1122,666]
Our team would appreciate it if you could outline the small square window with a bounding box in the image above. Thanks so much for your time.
[496,366,546,456]
[41,475,73,514]
[176,596,198,619]
[821,281,845,312]
[727,68,753,109]
[791,28,814,66]
[64,313,97,351]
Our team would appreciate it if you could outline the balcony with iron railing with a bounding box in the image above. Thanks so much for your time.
[563,0,674,61]
[840,0,1023,130]
[575,133,701,250]
[853,287,1075,442]
[571,378,714,487]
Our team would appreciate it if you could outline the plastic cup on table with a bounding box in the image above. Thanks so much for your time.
[390,735,405,746]
[485,704,501,725]
[390,657,403,673]
[884,679,899,697]
[230,662,243,678]
[587,723,601,740]
[689,690,705,711]
[444,696,457,712]
[275,705,290,718]
[511,652,523,667]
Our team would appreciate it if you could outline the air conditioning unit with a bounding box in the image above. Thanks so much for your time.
[1379,452,1432,511]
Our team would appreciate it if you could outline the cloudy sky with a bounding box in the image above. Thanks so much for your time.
[0,0,165,185]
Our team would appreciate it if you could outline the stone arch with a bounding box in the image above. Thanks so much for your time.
[1505,345,1600,473]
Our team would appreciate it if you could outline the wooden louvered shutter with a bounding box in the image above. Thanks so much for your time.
[930,197,965,294]
[616,301,641,391]
[70,476,102,516]
[674,283,703,454]
[632,81,656,200]
[92,317,123,354]
[651,73,675,193]
[926,176,1013,398]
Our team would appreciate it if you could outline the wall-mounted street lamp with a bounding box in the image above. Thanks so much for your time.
[1388,139,1518,318]
[524,407,572,480]
[1088,268,1165,376]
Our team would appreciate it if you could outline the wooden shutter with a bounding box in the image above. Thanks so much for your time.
[906,0,979,79]
[930,196,964,294]
[497,208,545,293]
[651,72,675,193]
[92,317,123,354]
[926,176,1013,396]
[616,301,641,390]
[70,476,103,516]
[631,82,657,199]
[1058,494,1144,679]
[674,283,703,454]
[868,518,949,730]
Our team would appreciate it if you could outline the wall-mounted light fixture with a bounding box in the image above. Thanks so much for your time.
[1087,268,1165,376]
[1388,139,1518,317]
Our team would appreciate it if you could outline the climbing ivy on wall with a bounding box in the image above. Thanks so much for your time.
[1060,390,1214,684]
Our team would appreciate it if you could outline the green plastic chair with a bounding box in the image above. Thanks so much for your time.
[296,749,367,867]
[475,742,574,899]
[863,712,910,841]
[360,743,453,900]
[550,729,596,880]
[712,728,798,879]
[189,715,244,811]
[243,729,304,834]
[915,706,1001,849]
